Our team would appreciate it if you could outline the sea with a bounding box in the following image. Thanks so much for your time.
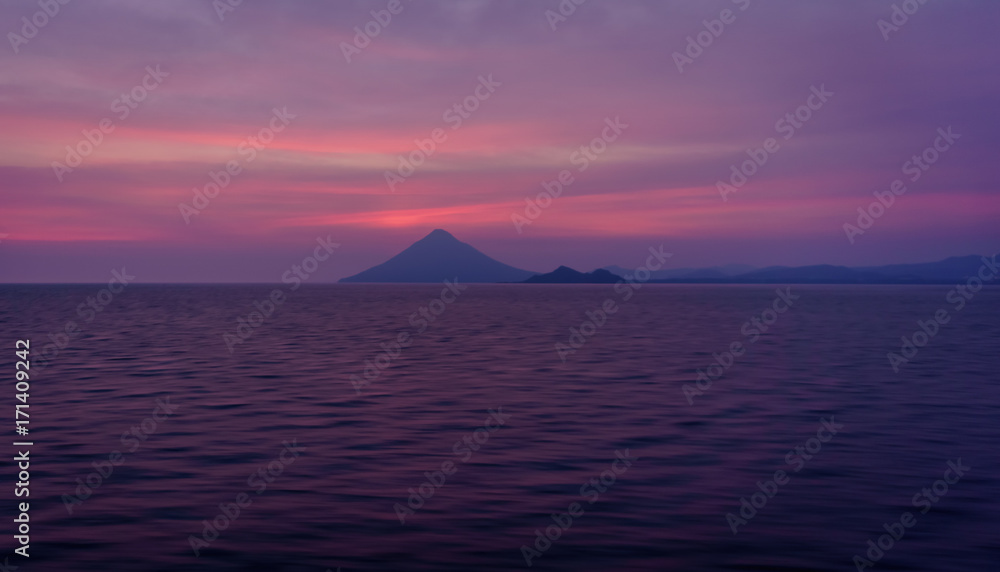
[1,284,997,571]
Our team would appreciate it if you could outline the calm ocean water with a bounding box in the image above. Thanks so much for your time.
[1,284,997,571]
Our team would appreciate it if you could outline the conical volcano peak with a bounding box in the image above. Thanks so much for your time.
[420,229,459,242]
[338,229,536,283]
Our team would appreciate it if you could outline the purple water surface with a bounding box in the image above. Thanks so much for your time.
[0,284,997,571]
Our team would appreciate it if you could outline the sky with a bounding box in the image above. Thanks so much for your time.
[0,0,998,282]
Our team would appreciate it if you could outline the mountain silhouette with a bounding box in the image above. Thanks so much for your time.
[523,266,622,284]
[852,255,992,283]
[340,234,993,284]
[338,229,537,283]
[714,264,885,284]
[603,264,755,281]
[643,255,994,284]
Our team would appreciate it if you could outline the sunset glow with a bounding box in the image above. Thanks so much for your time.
[1,1,998,282]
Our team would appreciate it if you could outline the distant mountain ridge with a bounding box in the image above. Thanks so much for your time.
[640,255,994,284]
[338,229,536,283]
[603,264,756,281]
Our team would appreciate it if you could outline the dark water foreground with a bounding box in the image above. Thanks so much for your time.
[0,284,997,571]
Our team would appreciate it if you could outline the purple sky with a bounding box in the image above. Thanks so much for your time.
[0,0,998,282]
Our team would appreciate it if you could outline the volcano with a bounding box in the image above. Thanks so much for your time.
[338,229,537,283]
